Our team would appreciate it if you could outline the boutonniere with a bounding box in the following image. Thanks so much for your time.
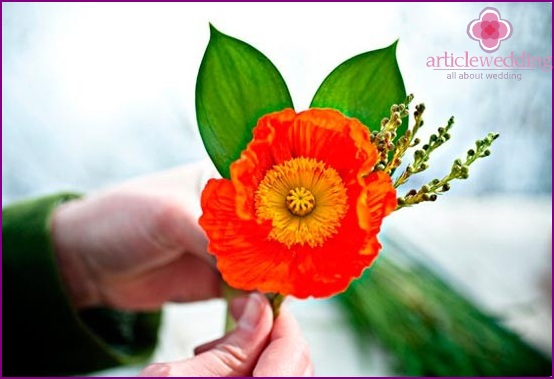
[196,25,497,315]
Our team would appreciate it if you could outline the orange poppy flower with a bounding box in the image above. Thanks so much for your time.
[199,108,397,298]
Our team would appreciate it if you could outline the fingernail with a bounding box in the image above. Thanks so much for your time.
[238,293,263,330]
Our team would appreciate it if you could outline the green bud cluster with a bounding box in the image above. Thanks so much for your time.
[392,105,453,188]
[374,95,499,211]
[371,96,413,171]
[395,129,498,209]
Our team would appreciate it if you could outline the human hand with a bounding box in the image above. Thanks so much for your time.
[140,293,313,377]
[52,160,222,310]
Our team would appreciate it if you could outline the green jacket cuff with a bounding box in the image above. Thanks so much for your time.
[2,193,161,376]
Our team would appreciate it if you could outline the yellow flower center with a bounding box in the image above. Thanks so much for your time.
[286,187,316,216]
[255,157,348,248]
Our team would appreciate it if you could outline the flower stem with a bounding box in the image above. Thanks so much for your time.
[222,282,243,332]
[266,293,285,319]
[223,285,285,332]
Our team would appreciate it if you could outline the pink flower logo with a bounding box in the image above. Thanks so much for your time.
[467,7,512,53]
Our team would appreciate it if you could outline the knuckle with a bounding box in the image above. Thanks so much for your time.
[150,201,185,249]
[214,342,249,374]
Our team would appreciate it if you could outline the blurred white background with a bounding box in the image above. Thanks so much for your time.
[2,2,551,376]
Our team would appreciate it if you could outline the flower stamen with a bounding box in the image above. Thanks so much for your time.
[286,187,316,216]
[255,157,348,248]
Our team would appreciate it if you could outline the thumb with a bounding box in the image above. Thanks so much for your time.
[139,293,273,377]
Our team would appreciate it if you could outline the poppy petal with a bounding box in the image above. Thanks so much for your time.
[199,108,396,298]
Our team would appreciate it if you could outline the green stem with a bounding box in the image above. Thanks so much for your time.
[266,293,285,319]
[223,285,285,332]
[222,282,242,333]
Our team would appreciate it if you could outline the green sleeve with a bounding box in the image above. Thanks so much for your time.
[2,193,161,376]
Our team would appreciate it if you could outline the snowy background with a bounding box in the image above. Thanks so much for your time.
[2,2,551,376]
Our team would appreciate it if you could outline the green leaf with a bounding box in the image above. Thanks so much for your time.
[196,25,294,178]
[310,41,406,136]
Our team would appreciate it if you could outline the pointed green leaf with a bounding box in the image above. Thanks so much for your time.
[310,41,406,136]
[196,25,294,178]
